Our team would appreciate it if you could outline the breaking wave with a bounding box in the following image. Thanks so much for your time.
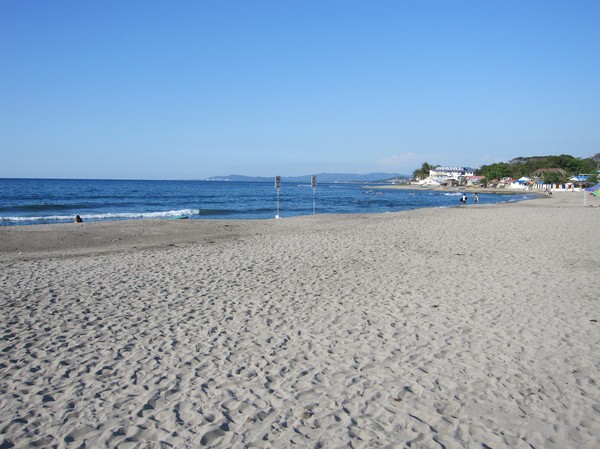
[1,209,198,225]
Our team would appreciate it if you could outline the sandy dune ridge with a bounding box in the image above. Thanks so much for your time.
[1,193,599,448]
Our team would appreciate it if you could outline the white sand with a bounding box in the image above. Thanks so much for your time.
[1,193,599,448]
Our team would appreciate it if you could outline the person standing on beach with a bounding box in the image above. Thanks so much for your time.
[461,193,467,204]
[474,193,479,204]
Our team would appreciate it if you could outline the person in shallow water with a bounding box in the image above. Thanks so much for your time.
[74,215,83,223]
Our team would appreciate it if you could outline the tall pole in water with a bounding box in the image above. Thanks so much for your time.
[275,176,281,219]
[311,175,317,215]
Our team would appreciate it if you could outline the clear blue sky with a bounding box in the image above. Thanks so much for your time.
[1,0,599,179]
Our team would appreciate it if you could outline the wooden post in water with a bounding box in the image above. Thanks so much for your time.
[275,176,281,219]
[311,175,317,215]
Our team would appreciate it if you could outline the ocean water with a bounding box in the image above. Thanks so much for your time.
[0,178,535,226]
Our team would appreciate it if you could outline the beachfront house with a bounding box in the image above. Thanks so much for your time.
[427,166,475,186]
[536,175,593,192]
[568,175,590,190]
[510,177,532,190]
[429,166,475,178]
[466,176,486,187]
[417,177,442,187]
[531,168,584,191]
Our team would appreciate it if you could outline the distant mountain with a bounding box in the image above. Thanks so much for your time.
[205,172,410,183]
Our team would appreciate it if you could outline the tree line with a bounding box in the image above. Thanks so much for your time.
[413,153,600,185]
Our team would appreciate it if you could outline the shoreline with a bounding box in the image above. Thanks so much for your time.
[0,189,544,256]
[1,193,599,448]
[368,183,551,195]
[1,195,550,262]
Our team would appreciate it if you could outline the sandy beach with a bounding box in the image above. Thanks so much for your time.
[1,192,599,448]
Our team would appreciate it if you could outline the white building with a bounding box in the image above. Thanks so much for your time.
[423,166,475,185]
[429,166,475,178]
[510,177,532,190]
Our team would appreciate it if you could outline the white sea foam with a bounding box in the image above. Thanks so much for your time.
[1,209,197,223]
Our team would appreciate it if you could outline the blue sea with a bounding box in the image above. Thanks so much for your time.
[0,178,535,226]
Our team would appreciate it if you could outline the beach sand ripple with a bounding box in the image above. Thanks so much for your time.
[1,193,599,448]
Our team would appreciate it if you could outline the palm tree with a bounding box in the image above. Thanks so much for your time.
[412,162,435,180]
